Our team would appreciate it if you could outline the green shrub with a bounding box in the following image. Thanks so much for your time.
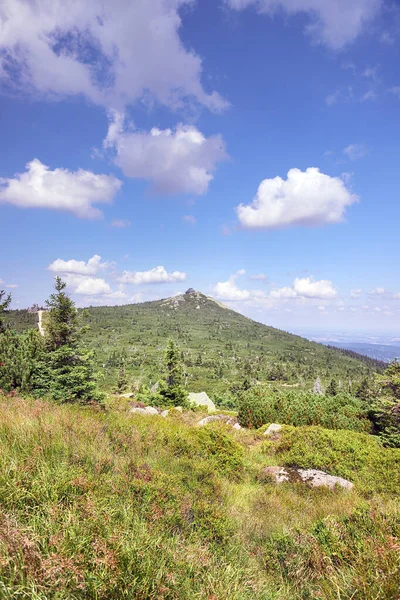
[274,425,400,495]
[238,385,371,432]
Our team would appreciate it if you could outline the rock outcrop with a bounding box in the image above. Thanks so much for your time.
[197,414,242,430]
[263,423,282,436]
[262,466,353,490]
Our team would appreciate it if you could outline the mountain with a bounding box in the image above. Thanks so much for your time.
[325,342,400,364]
[5,289,383,396]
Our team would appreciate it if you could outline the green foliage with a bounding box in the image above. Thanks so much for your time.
[373,360,400,447]
[40,278,103,404]
[154,340,189,407]
[0,328,44,393]
[0,396,399,599]
[5,290,384,395]
[274,425,400,495]
[238,385,371,432]
[0,289,11,334]
[326,378,338,396]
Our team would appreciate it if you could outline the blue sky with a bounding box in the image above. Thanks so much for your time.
[1,0,400,336]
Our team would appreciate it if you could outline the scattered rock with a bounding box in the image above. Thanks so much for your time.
[197,414,241,430]
[188,392,216,412]
[263,423,282,436]
[262,466,354,490]
[129,406,159,416]
[118,393,134,398]
[160,410,169,418]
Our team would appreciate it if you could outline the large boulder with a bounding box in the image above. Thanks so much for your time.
[188,392,216,412]
[262,466,353,490]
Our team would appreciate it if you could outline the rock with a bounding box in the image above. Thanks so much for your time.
[263,423,282,436]
[129,406,159,416]
[150,382,159,394]
[262,466,354,490]
[160,410,169,418]
[188,392,216,412]
[119,393,134,398]
[197,414,241,430]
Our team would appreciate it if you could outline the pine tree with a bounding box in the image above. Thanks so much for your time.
[326,378,338,396]
[157,340,188,407]
[43,277,103,404]
[0,289,11,334]
[373,360,400,447]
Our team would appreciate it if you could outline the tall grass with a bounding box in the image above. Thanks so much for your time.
[0,395,399,599]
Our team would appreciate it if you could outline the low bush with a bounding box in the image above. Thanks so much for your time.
[238,386,371,432]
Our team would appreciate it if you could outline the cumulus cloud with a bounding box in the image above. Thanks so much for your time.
[0,0,226,112]
[0,159,122,219]
[48,254,110,275]
[271,277,338,299]
[343,143,369,160]
[213,271,251,301]
[64,274,112,296]
[225,0,382,49]
[350,288,363,298]
[236,167,358,229]
[5,284,18,289]
[118,266,187,285]
[369,287,386,295]
[104,113,227,195]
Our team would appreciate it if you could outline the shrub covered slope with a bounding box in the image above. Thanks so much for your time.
[0,395,399,600]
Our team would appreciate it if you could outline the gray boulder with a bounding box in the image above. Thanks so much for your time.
[188,392,216,412]
[263,423,282,436]
[197,414,241,430]
[129,406,159,416]
[262,466,353,490]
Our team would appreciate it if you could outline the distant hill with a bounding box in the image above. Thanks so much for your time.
[5,290,384,395]
[325,342,400,364]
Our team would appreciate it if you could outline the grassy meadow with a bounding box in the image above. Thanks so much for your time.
[0,394,399,599]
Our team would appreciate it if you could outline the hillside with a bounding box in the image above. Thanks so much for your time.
[5,290,383,395]
[0,394,399,599]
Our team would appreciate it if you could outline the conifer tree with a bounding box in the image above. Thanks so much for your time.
[0,289,11,334]
[43,277,103,404]
[326,378,338,396]
[156,340,188,407]
[373,360,400,447]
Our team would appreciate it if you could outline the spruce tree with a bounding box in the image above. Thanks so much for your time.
[157,340,188,407]
[373,360,400,447]
[43,277,103,404]
[0,289,11,334]
[326,378,338,396]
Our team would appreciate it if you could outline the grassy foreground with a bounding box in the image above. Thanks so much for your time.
[0,396,399,599]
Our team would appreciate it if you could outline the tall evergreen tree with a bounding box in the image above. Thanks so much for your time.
[373,360,400,447]
[43,277,103,404]
[326,378,338,396]
[156,340,188,407]
[0,289,11,334]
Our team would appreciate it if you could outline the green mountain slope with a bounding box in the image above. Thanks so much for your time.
[6,289,382,395]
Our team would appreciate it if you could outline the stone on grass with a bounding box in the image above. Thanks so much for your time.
[188,392,216,412]
[129,406,159,416]
[197,414,241,430]
[263,423,282,436]
[262,466,353,490]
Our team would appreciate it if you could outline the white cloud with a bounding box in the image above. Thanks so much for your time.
[0,159,121,219]
[118,266,187,285]
[0,0,227,112]
[104,113,227,195]
[271,277,337,299]
[48,254,110,276]
[236,167,358,230]
[213,270,252,301]
[5,284,18,288]
[111,219,131,228]
[370,287,386,295]
[343,144,369,160]
[64,274,112,296]
[183,215,197,225]
[393,293,400,299]
[350,288,363,298]
[225,0,382,49]
[389,87,400,98]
